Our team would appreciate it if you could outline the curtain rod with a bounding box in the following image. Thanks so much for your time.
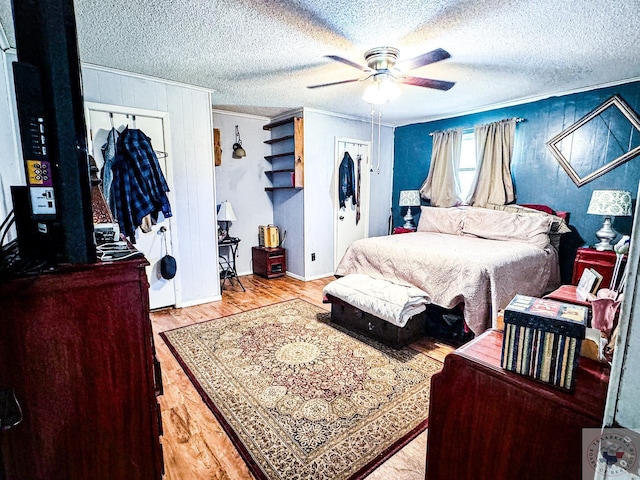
[429,117,526,136]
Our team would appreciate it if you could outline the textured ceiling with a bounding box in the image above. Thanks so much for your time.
[1,0,640,125]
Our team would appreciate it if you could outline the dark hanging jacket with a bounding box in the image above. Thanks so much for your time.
[338,151,356,208]
[111,127,172,241]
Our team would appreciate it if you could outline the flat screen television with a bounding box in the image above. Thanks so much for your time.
[10,0,96,265]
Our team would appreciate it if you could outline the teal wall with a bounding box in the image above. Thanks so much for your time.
[393,80,640,281]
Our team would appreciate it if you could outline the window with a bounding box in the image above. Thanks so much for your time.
[458,130,477,202]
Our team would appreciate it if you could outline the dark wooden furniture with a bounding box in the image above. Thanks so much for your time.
[392,227,415,234]
[572,246,624,288]
[426,330,609,480]
[324,294,426,349]
[0,259,164,480]
[544,284,591,307]
[252,246,286,278]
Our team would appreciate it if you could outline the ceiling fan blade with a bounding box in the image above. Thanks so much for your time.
[396,48,451,72]
[325,55,370,72]
[400,75,455,91]
[307,78,362,89]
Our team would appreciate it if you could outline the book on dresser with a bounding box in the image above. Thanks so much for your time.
[576,267,603,300]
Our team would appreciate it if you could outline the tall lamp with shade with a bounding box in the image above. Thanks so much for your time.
[586,190,632,251]
[399,190,421,229]
[217,200,237,240]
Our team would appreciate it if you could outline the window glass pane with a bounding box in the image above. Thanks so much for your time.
[458,131,477,200]
[459,132,475,169]
[459,171,475,200]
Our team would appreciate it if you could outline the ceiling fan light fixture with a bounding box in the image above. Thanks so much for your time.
[362,74,401,105]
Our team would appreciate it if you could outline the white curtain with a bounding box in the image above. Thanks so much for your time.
[467,118,516,207]
[420,128,463,207]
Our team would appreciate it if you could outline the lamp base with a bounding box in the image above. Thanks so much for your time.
[593,217,616,251]
[402,207,416,230]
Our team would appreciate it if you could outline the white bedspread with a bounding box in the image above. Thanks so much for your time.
[334,232,560,335]
[323,274,429,327]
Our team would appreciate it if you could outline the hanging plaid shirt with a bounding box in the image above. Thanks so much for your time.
[111,127,172,241]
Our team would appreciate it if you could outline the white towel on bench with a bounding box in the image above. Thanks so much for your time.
[323,274,430,327]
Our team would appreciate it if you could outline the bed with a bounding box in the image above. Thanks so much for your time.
[334,205,568,336]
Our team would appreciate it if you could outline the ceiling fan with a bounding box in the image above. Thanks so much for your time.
[307,47,455,104]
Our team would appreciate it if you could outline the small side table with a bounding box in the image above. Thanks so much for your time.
[572,247,625,289]
[219,237,245,291]
[252,246,286,278]
[392,227,415,234]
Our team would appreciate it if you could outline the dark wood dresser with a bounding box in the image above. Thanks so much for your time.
[426,330,610,480]
[0,258,164,480]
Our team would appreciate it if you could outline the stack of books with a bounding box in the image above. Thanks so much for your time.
[500,295,588,390]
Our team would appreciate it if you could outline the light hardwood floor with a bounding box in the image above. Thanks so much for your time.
[150,274,455,480]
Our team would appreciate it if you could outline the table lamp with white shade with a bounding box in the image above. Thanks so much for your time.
[399,190,421,229]
[217,200,237,240]
[586,190,632,251]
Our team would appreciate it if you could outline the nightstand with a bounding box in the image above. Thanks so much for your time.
[572,247,625,288]
[252,246,286,278]
[392,227,415,234]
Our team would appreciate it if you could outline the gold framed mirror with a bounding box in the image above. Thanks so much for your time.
[546,95,640,187]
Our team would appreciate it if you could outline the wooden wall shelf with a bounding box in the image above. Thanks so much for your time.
[266,169,295,174]
[265,151,295,160]
[263,117,304,190]
[264,135,294,145]
[263,117,297,130]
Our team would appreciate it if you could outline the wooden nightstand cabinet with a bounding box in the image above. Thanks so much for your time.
[252,246,286,278]
[572,247,622,287]
[392,227,415,234]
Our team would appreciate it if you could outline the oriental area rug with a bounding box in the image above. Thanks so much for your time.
[160,299,442,480]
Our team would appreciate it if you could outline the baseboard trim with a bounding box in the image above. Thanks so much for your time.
[177,295,222,308]
[285,272,335,282]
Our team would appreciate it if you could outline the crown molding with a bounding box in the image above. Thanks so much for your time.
[399,76,640,127]
[82,62,216,94]
[211,108,270,121]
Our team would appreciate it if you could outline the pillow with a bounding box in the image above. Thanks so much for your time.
[417,206,466,235]
[485,203,571,249]
[462,207,553,249]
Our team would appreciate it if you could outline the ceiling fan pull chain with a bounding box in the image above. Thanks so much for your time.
[377,110,382,174]
[370,109,375,172]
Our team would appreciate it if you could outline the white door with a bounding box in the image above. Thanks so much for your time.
[334,138,371,268]
[85,103,177,310]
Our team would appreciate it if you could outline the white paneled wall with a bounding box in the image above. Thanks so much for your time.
[82,66,219,306]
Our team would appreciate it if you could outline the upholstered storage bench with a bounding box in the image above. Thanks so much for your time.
[324,294,427,349]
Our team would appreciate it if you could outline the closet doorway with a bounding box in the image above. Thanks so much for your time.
[334,138,371,269]
[85,102,178,310]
